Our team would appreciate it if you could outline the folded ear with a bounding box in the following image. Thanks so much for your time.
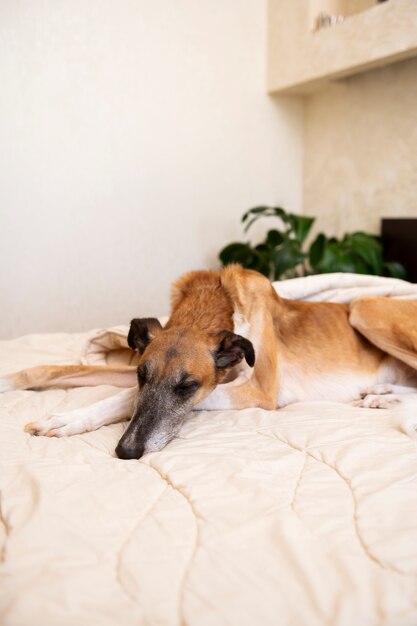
[128,318,163,354]
[213,330,255,369]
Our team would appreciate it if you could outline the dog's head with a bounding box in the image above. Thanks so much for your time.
[115,318,255,459]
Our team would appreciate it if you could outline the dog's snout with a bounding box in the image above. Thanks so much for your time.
[115,441,144,460]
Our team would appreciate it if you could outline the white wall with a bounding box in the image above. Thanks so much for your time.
[304,57,417,237]
[0,0,303,338]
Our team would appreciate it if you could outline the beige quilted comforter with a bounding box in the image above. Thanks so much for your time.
[1,273,417,626]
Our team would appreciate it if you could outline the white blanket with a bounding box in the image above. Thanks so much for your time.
[1,273,417,626]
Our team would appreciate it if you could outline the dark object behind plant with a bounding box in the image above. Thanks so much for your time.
[219,206,406,281]
[382,218,417,283]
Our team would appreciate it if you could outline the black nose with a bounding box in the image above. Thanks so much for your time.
[115,442,145,460]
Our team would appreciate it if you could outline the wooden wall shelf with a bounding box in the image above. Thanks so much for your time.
[268,0,417,94]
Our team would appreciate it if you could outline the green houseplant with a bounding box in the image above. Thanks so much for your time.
[219,206,406,281]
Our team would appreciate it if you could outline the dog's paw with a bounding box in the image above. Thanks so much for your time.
[24,413,85,437]
[356,393,401,409]
[360,383,395,398]
[25,414,66,437]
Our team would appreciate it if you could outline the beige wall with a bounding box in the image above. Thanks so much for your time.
[303,56,417,237]
[0,0,303,338]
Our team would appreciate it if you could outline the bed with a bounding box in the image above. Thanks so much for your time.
[1,273,417,626]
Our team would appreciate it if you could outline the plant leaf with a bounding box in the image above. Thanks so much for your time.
[272,242,305,280]
[242,206,293,234]
[309,233,326,269]
[353,244,383,275]
[343,232,383,274]
[266,229,285,248]
[317,244,357,274]
[219,242,254,267]
[384,261,407,280]
[252,249,272,277]
[273,207,289,220]
[287,215,315,244]
[241,206,270,222]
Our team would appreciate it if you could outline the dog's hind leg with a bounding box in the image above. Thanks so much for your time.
[24,386,137,437]
[350,297,417,372]
[350,298,417,434]
[0,364,138,392]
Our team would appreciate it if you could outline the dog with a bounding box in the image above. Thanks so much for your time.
[2,265,417,459]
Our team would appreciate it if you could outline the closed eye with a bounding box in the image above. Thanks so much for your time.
[175,380,201,397]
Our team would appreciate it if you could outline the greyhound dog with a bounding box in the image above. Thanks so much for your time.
[2,265,417,459]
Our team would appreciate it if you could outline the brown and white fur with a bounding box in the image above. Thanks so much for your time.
[2,265,417,459]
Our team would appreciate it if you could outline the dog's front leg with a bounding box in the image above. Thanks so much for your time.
[25,387,137,437]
